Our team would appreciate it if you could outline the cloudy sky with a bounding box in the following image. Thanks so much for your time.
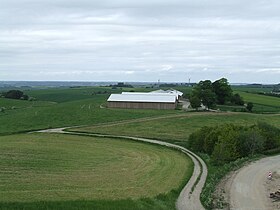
[1,0,280,83]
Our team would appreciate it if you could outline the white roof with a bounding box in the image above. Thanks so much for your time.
[107,94,176,103]
[122,91,178,97]
[149,89,183,98]
[149,89,167,94]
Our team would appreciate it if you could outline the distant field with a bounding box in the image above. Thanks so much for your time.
[0,88,179,135]
[236,91,280,107]
[232,86,274,93]
[72,112,280,145]
[234,91,280,113]
[27,87,120,103]
[0,133,192,209]
[0,98,55,109]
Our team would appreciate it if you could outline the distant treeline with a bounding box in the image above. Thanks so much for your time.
[188,122,280,165]
[109,82,134,88]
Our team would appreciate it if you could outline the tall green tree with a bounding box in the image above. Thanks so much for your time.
[189,95,201,110]
[201,89,216,109]
[192,80,216,109]
[213,78,232,104]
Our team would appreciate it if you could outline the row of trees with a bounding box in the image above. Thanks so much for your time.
[0,90,29,100]
[189,78,245,110]
[188,122,280,165]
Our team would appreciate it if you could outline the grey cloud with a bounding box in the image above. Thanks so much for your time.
[0,0,280,83]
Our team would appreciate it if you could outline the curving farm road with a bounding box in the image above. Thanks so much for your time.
[37,127,207,210]
[228,155,280,210]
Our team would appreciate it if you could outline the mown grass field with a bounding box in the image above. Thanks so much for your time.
[72,112,280,146]
[0,133,192,210]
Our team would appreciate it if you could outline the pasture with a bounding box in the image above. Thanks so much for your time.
[236,91,280,107]
[72,112,280,145]
[0,133,192,209]
[0,87,179,135]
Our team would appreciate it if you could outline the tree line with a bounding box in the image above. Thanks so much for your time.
[188,122,280,165]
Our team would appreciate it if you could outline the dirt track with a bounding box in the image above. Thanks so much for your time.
[37,128,207,210]
[228,155,280,210]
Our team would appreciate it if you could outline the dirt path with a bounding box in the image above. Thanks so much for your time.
[227,155,280,210]
[37,128,207,210]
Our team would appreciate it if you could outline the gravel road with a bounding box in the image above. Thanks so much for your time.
[229,155,280,210]
[37,128,207,210]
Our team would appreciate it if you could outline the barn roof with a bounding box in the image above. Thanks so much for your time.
[107,94,177,103]
[121,91,178,97]
[149,89,183,98]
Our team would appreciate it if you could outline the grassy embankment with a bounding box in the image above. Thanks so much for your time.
[0,133,193,210]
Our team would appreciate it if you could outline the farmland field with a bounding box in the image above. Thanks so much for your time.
[0,133,192,209]
[235,91,280,107]
[72,112,280,145]
[0,87,179,135]
[233,91,280,113]
[1,85,280,210]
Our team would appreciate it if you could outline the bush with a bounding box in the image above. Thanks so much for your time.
[236,130,264,156]
[4,90,24,99]
[188,123,280,165]
[256,122,280,150]
[231,93,244,106]
[246,102,254,112]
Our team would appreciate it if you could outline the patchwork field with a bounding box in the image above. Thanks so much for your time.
[0,133,192,209]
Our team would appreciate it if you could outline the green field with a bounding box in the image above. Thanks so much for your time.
[0,133,192,209]
[1,85,280,209]
[233,91,280,113]
[72,112,280,145]
[232,86,274,93]
[236,91,280,107]
[0,87,179,135]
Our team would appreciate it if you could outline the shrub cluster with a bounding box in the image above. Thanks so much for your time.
[1,90,29,100]
[188,122,280,165]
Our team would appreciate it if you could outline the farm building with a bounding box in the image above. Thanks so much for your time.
[107,93,178,109]
[149,89,183,100]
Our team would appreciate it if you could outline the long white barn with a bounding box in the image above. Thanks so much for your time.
[107,89,183,110]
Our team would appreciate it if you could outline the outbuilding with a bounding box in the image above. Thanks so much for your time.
[107,93,177,109]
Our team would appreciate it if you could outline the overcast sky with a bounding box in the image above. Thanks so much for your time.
[1,0,280,83]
